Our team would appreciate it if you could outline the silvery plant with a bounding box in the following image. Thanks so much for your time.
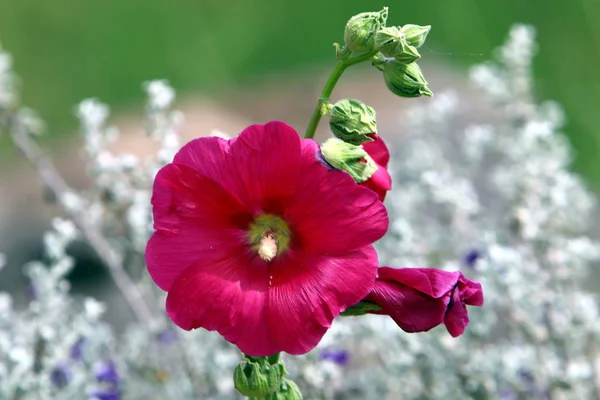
[1,20,599,399]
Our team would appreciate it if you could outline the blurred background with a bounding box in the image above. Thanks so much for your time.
[0,0,598,181]
[0,0,598,313]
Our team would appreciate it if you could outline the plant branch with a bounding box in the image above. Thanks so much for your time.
[10,122,153,327]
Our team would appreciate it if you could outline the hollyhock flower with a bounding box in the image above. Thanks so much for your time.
[361,134,391,201]
[145,121,388,356]
[366,267,483,337]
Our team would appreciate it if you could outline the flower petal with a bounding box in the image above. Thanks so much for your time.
[266,245,378,355]
[173,121,303,213]
[165,251,278,356]
[361,167,392,202]
[460,277,484,306]
[228,121,302,213]
[377,267,461,299]
[146,163,251,291]
[444,288,470,337]
[363,134,390,168]
[367,278,448,333]
[285,141,389,256]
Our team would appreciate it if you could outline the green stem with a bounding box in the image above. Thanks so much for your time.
[304,50,378,139]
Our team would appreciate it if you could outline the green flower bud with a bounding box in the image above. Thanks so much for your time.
[264,379,303,400]
[234,358,286,398]
[343,7,388,52]
[400,24,431,48]
[394,43,421,64]
[374,26,404,57]
[383,61,433,98]
[329,99,377,145]
[371,52,387,71]
[321,138,377,183]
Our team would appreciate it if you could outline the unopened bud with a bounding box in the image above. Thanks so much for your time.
[329,99,377,145]
[234,358,285,397]
[264,379,303,400]
[394,43,421,64]
[374,26,404,57]
[343,8,388,52]
[320,138,377,183]
[383,61,433,98]
[400,24,431,48]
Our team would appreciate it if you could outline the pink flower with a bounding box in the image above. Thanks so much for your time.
[145,121,388,356]
[361,134,391,201]
[366,267,483,337]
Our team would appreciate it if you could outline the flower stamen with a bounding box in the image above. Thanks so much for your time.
[248,214,291,262]
[258,233,278,262]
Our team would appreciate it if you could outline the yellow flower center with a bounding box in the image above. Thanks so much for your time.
[247,214,291,262]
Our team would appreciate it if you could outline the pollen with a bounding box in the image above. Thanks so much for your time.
[247,214,291,261]
[258,233,278,262]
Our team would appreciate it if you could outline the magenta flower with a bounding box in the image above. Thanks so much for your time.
[366,267,483,337]
[361,134,391,201]
[145,121,388,356]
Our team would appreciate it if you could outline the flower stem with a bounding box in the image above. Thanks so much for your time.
[304,50,378,139]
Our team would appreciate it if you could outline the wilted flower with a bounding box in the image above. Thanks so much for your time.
[366,267,483,337]
[146,121,388,356]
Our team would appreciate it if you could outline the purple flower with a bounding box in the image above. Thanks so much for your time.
[90,389,120,400]
[320,349,350,366]
[156,328,177,345]
[499,387,517,400]
[50,364,70,388]
[95,360,119,385]
[462,249,483,269]
[69,338,86,361]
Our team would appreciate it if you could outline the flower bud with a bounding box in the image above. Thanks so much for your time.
[264,379,303,400]
[320,138,377,183]
[394,43,421,64]
[234,358,286,397]
[329,99,377,145]
[374,26,404,57]
[343,8,388,52]
[400,24,431,48]
[383,61,433,98]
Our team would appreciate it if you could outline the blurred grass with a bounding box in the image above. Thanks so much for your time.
[0,0,599,188]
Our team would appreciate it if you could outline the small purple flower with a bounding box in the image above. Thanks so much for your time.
[90,389,120,400]
[499,387,517,400]
[69,338,86,361]
[27,284,37,300]
[50,364,70,388]
[95,360,119,384]
[462,249,483,269]
[320,348,350,366]
[156,328,177,345]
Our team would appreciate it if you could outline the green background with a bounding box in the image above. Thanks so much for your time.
[1,0,598,188]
